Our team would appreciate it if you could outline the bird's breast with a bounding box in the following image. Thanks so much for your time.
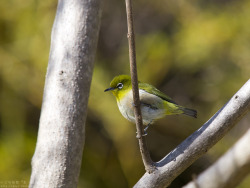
[117,90,135,123]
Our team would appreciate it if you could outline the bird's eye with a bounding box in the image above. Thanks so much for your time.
[117,83,123,89]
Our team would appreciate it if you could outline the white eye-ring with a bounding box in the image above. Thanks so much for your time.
[117,83,123,89]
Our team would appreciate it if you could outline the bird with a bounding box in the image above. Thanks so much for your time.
[104,75,197,134]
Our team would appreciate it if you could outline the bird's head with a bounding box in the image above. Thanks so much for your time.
[104,75,132,100]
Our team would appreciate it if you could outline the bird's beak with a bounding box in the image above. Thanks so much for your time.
[104,87,115,92]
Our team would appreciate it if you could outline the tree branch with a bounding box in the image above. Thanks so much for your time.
[125,0,155,173]
[29,0,102,187]
[134,79,250,188]
[183,128,250,188]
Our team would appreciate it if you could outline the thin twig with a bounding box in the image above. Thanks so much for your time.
[125,0,156,173]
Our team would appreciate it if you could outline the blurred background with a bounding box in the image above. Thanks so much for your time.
[0,0,249,187]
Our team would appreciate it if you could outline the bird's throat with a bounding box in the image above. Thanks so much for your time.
[115,89,131,102]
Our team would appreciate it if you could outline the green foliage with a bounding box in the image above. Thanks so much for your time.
[0,0,55,183]
[0,0,249,187]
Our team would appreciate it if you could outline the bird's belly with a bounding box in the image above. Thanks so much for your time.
[141,105,166,124]
[117,92,166,125]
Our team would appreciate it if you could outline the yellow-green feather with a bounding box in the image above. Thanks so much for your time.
[109,75,132,101]
[113,88,131,101]
[163,101,183,115]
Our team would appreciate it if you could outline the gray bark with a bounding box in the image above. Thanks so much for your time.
[134,79,250,188]
[183,128,250,188]
[29,0,102,187]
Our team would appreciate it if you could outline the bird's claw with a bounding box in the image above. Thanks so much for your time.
[136,130,148,138]
[142,131,148,137]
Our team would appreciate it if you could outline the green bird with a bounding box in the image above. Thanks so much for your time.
[105,75,197,133]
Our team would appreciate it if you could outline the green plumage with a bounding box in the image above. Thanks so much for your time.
[105,75,197,126]
[139,82,177,104]
[139,82,197,118]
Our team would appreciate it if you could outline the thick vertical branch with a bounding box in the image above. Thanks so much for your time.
[124,0,155,173]
[29,0,102,187]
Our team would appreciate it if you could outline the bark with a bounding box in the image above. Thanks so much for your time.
[183,128,250,188]
[134,79,250,188]
[125,0,155,173]
[29,0,102,187]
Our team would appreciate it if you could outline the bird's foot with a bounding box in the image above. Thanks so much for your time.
[144,122,151,133]
[135,122,151,138]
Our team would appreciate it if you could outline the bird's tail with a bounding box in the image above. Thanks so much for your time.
[179,106,197,118]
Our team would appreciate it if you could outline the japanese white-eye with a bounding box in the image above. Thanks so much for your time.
[105,75,197,130]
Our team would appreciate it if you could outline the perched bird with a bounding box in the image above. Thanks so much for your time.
[105,75,197,133]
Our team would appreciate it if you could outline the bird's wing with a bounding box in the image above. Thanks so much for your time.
[139,82,177,104]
